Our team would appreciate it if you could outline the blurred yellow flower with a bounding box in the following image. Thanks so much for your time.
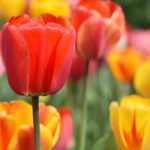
[134,60,150,98]
[0,100,60,150]
[0,0,26,20]
[29,0,70,18]
[107,48,147,83]
[110,95,150,150]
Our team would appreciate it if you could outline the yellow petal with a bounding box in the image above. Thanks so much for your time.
[107,48,147,83]
[134,60,150,98]
[7,124,53,150]
[9,101,33,126]
[39,104,60,146]
[141,121,150,150]
[30,0,70,18]
[0,0,25,19]
[109,102,127,150]
[135,105,150,144]
[47,116,60,146]
[121,95,150,108]
[0,102,9,116]
[0,115,18,150]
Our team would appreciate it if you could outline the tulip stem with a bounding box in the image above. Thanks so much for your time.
[79,60,89,150]
[32,96,40,150]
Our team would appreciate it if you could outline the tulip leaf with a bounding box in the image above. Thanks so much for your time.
[92,131,117,150]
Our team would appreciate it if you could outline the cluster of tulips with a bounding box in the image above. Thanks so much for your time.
[0,0,150,150]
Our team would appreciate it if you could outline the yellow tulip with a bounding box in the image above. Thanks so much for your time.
[110,95,150,150]
[0,100,60,150]
[29,0,70,18]
[0,0,26,20]
[107,48,147,83]
[134,60,150,98]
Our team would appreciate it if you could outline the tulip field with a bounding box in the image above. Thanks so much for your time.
[0,0,150,150]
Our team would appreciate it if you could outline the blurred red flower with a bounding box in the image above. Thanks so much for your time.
[71,0,125,59]
[69,55,97,81]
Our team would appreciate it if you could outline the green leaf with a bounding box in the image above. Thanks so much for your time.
[92,131,118,150]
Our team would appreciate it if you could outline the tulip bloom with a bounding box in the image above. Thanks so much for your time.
[54,108,73,150]
[107,48,147,83]
[71,0,125,59]
[0,0,26,20]
[0,100,60,150]
[110,95,150,150]
[1,14,75,96]
[134,60,150,98]
[29,0,71,18]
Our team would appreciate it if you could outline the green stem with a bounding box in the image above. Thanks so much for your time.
[32,96,40,150]
[79,60,89,150]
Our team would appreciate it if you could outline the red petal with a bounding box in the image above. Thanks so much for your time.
[77,16,107,59]
[9,14,30,27]
[1,25,29,95]
[48,27,75,93]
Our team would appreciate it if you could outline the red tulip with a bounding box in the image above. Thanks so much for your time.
[53,108,73,150]
[1,14,75,96]
[71,0,125,59]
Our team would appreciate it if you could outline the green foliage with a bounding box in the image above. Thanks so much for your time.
[113,0,150,28]
[92,131,117,150]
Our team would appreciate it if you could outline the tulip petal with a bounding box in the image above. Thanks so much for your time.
[77,16,106,59]
[135,105,150,146]
[0,102,9,115]
[19,22,63,95]
[1,25,30,95]
[78,1,110,17]
[0,0,26,19]
[48,27,75,93]
[72,5,101,32]
[53,108,73,150]
[30,0,70,18]
[119,102,135,149]
[121,95,150,107]
[141,121,150,150]
[9,101,33,125]
[39,103,60,146]
[110,102,127,150]
[0,115,18,150]
[7,124,53,150]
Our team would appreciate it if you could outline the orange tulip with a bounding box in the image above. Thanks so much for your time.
[110,95,150,150]
[0,100,60,150]
[107,48,147,83]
